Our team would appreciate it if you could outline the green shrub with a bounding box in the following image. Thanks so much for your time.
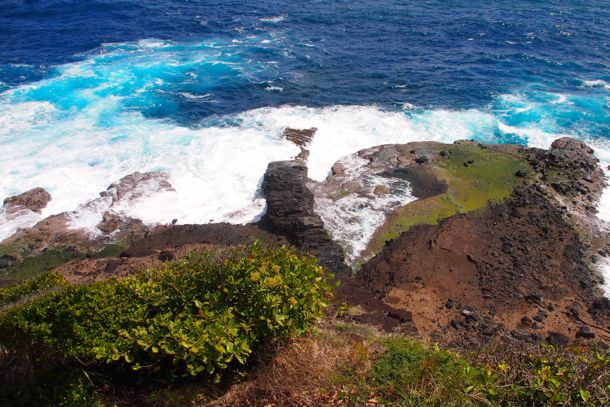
[0,271,68,309]
[0,243,333,379]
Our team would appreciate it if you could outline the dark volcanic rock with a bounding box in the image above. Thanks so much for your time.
[283,127,316,147]
[576,325,595,340]
[3,187,51,214]
[526,137,606,211]
[122,223,282,258]
[260,160,348,273]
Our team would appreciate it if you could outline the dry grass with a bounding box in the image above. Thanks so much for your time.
[211,325,373,406]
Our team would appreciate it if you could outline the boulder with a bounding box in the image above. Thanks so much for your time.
[3,187,51,214]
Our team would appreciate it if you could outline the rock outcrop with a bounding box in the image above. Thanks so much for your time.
[283,127,316,147]
[98,171,174,206]
[283,127,316,161]
[259,160,348,273]
[2,187,51,214]
[526,137,606,212]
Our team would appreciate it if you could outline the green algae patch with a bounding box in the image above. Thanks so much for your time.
[369,142,531,255]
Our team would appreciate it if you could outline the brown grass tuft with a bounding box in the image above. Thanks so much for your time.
[212,325,372,406]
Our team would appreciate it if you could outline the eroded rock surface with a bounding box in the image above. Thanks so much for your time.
[526,137,606,212]
[98,171,175,206]
[283,127,316,147]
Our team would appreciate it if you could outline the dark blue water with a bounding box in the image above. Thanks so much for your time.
[1,0,609,121]
[1,0,610,239]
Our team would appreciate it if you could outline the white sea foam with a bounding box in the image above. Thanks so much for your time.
[2,90,610,288]
[3,100,609,245]
[583,79,610,90]
[259,16,285,23]
[313,154,416,265]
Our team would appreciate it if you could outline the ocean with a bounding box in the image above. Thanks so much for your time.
[1,0,609,248]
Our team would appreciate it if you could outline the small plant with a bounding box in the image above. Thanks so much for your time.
[365,337,491,406]
[478,343,610,406]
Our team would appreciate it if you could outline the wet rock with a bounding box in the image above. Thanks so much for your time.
[373,185,390,195]
[99,171,174,205]
[283,127,317,147]
[3,187,52,214]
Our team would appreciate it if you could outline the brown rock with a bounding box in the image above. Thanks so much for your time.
[283,127,317,147]
[3,187,51,213]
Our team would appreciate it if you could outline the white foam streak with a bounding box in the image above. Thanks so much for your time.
[583,80,610,90]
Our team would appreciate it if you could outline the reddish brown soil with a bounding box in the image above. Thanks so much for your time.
[57,223,286,284]
[358,186,610,347]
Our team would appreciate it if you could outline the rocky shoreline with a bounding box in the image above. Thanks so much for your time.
[0,132,608,348]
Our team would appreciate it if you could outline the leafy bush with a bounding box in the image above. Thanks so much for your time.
[0,243,333,379]
[0,271,67,309]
